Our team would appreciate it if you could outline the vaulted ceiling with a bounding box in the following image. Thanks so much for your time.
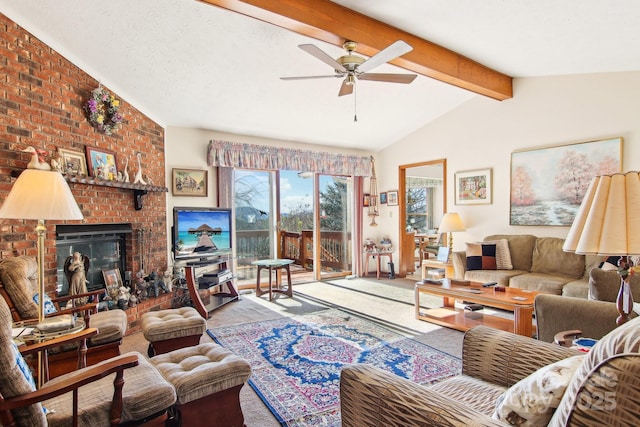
[3,0,640,151]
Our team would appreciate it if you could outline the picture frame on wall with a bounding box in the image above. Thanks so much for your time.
[387,190,398,206]
[172,168,208,197]
[379,192,388,204]
[363,193,370,207]
[510,136,622,226]
[85,146,118,181]
[58,147,88,176]
[455,168,492,205]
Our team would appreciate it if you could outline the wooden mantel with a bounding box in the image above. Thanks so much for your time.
[197,0,513,101]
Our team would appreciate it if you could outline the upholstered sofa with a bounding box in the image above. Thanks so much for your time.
[452,234,603,298]
[535,268,640,342]
[340,316,640,426]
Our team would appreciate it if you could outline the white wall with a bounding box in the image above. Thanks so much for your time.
[164,127,371,264]
[373,71,640,253]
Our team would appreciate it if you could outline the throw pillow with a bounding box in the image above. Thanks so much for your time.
[492,355,584,426]
[32,293,57,315]
[466,242,497,270]
[483,239,513,270]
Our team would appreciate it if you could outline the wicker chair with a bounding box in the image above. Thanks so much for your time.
[0,256,127,380]
[341,318,640,426]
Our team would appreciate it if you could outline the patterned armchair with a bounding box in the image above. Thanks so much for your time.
[0,292,176,426]
[340,318,640,426]
[0,256,128,380]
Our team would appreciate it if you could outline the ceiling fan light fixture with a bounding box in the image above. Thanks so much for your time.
[345,74,356,86]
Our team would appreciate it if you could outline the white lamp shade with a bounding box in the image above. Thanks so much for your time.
[563,172,640,255]
[0,169,83,220]
[438,212,466,233]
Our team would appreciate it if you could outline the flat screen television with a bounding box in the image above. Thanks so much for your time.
[173,207,232,260]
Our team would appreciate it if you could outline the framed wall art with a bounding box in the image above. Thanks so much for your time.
[58,147,88,176]
[387,190,398,206]
[379,192,388,204]
[85,146,118,181]
[363,193,370,207]
[455,168,492,205]
[510,137,622,226]
[172,168,208,197]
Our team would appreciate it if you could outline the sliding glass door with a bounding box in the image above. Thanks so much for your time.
[232,169,354,286]
[318,174,353,279]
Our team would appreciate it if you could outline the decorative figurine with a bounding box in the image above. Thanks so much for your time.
[23,146,51,170]
[133,152,146,185]
[64,252,90,305]
[122,156,130,183]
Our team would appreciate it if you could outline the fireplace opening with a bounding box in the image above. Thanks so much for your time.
[56,224,132,295]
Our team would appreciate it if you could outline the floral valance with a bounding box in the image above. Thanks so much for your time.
[207,140,372,177]
[406,176,443,189]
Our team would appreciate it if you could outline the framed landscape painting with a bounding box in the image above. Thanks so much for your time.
[172,168,208,197]
[455,168,492,205]
[510,137,622,226]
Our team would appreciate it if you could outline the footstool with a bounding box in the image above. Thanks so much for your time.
[150,343,252,427]
[141,307,206,356]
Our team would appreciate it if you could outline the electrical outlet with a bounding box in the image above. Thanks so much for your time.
[389,211,393,218]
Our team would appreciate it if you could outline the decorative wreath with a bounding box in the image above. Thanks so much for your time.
[84,85,123,135]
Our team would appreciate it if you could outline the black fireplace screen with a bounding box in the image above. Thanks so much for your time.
[56,224,132,295]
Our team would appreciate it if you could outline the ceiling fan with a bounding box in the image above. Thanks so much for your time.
[281,40,418,96]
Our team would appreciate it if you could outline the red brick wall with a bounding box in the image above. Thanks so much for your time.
[0,13,169,329]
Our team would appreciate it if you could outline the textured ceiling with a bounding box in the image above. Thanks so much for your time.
[2,0,640,151]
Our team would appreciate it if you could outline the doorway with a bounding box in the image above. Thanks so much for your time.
[398,159,447,277]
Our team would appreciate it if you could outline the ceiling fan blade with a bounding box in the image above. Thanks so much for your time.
[338,81,353,97]
[299,44,347,73]
[358,73,417,84]
[357,40,413,74]
[280,75,340,81]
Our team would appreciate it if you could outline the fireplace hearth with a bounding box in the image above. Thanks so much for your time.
[56,224,132,295]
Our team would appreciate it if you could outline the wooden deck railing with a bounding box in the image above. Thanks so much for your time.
[235,229,351,272]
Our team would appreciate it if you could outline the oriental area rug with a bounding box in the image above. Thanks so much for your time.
[207,308,461,427]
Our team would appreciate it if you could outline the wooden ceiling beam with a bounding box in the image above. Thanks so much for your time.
[197,0,513,100]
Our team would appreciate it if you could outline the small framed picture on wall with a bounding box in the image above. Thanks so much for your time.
[380,192,388,204]
[387,190,398,206]
[172,168,208,197]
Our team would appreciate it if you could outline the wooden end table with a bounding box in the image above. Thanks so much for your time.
[415,279,542,337]
[363,251,393,280]
[252,259,294,301]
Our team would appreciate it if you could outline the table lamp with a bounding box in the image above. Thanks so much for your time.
[563,172,640,325]
[0,169,84,322]
[438,212,466,262]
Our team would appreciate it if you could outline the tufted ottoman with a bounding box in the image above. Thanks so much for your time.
[150,343,252,427]
[141,307,206,356]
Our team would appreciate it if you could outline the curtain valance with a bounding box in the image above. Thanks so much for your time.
[406,176,443,189]
[207,140,372,177]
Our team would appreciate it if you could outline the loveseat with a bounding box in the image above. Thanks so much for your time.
[451,234,603,298]
[340,316,640,426]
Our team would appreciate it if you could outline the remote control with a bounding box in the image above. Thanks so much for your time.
[482,282,498,287]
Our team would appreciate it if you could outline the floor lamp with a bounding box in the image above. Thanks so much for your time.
[563,172,640,325]
[0,169,83,384]
[438,212,466,262]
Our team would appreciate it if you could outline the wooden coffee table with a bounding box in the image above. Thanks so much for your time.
[415,279,542,337]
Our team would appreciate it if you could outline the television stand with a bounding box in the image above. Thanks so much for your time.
[182,255,238,319]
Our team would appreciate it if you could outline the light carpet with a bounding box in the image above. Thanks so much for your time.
[207,307,461,427]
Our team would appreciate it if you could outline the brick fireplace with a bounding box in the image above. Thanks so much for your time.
[0,14,173,333]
